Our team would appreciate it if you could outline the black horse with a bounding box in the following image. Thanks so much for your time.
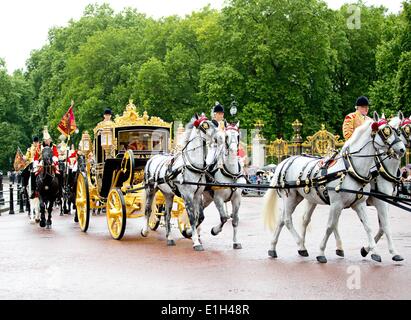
[21,164,32,216]
[62,166,77,215]
[36,147,60,229]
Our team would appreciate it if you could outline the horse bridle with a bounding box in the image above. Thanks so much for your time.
[182,120,218,173]
[371,121,403,157]
[341,121,403,184]
[375,119,411,184]
[224,126,240,154]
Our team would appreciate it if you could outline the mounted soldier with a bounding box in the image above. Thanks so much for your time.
[57,134,68,162]
[342,96,372,140]
[33,126,60,176]
[23,136,41,198]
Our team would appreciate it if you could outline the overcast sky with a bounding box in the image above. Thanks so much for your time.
[0,0,404,73]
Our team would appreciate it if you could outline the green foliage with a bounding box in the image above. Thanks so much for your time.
[1,1,411,170]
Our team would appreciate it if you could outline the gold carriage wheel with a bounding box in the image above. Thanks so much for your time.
[106,188,127,240]
[178,209,192,239]
[75,172,90,232]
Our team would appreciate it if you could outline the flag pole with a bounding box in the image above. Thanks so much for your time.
[64,100,74,188]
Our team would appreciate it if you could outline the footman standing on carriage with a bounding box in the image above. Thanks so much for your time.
[342,96,372,140]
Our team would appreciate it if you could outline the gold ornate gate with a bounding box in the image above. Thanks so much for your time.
[266,121,345,164]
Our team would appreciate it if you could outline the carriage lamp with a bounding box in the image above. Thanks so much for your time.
[80,131,91,152]
[100,127,113,160]
[101,127,113,148]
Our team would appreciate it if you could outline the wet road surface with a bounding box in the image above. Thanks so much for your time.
[0,196,410,299]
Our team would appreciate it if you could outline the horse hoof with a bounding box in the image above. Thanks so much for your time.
[181,229,192,239]
[46,225,52,230]
[29,220,35,225]
[268,250,277,258]
[298,250,309,257]
[336,250,345,257]
[392,255,404,262]
[211,228,218,236]
[141,230,148,238]
[316,256,327,264]
[39,220,46,228]
[361,247,369,257]
[60,213,63,216]
[233,243,242,250]
[74,216,79,223]
[371,254,382,263]
[167,240,176,246]
[35,219,40,223]
[193,245,204,251]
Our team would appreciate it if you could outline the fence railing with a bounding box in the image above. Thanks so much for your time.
[0,175,28,216]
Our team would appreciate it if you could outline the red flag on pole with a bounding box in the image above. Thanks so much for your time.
[57,102,77,137]
[14,147,26,171]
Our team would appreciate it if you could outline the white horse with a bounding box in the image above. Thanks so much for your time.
[360,112,411,261]
[202,122,246,249]
[142,114,220,251]
[21,164,40,224]
[262,112,406,263]
[300,112,410,263]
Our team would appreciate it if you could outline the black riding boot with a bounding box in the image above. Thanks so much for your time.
[30,172,37,199]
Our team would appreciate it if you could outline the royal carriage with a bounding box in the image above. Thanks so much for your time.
[75,101,190,240]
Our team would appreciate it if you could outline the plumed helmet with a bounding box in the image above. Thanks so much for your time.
[213,102,224,113]
[42,126,52,141]
[356,96,369,107]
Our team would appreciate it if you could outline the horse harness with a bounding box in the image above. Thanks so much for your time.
[273,150,382,208]
[145,137,214,197]
[206,161,245,203]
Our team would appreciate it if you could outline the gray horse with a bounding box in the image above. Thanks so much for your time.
[142,114,220,251]
[263,112,406,263]
[202,122,245,249]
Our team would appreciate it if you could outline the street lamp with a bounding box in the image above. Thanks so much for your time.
[230,94,238,117]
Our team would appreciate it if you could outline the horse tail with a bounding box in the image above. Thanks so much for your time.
[262,188,279,232]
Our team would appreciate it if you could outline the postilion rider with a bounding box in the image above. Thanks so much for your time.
[211,102,226,130]
[342,96,371,141]
[321,96,371,173]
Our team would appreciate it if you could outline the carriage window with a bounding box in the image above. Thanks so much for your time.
[118,130,168,152]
